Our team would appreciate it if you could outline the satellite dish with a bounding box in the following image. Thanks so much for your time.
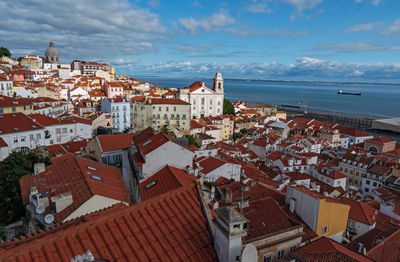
[36,205,45,215]
[44,214,54,224]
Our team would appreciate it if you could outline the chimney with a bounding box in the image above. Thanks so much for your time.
[289,198,296,213]
[51,192,73,213]
[222,188,233,204]
[358,243,364,254]
[213,207,248,262]
[34,162,45,175]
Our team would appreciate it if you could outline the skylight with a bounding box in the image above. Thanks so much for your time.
[145,181,157,189]
[142,139,152,147]
[87,166,98,172]
[91,175,103,181]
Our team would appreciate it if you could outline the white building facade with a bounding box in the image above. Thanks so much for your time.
[179,72,224,118]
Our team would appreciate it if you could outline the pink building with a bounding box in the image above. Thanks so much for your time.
[102,81,124,98]
[364,136,396,154]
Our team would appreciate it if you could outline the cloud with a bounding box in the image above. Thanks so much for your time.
[315,41,400,52]
[148,0,160,8]
[245,1,273,14]
[343,22,382,33]
[0,0,165,61]
[282,0,325,20]
[115,57,400,82]
[355,0,386,5]
[178,9,235,35]
[225,27,309,38]
[382,18,400,36]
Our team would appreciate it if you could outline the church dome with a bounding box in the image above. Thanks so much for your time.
[45,41,60,57]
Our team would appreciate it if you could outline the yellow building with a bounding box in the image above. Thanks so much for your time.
[0,95,33,114]
[286,184,350,242]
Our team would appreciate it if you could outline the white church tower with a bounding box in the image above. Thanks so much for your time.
[213,72,224,94]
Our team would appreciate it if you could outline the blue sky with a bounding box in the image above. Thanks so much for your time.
[2,0,400,81]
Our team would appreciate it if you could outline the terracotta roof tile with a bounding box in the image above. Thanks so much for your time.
[0,112,44,134]
[139,165,196,201]
[0,185,215,262]
[19,156,130,222]
[96,133,136,152]
[290,237,373,262]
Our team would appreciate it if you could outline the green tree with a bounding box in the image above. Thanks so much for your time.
[233,133,243,141]
[0,152,50,225]
[0,47,11,58]
[223,99,235,115]
[185,135,196,147]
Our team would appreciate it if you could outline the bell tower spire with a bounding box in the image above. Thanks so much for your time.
[213,72,224,94]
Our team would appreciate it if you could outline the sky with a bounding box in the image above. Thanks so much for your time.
[2,0,400,81]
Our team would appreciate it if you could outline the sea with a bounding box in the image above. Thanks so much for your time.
[135,76,400,119]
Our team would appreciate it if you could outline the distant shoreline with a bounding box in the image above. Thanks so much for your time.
[134,75,400,86]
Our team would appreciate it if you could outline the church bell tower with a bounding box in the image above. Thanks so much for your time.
[213,72,224,94]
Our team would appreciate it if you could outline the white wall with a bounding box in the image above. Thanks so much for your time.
[141,140,194,180]
[63,195,127,222]
[203,163,241,182]
[286,186,320,231]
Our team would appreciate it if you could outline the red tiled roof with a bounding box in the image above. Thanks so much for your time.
[266,151,285,161]
[139,165,196,201]
[368,164,391,176]
[97,132,136,153]
[0,184,216,262]
[290,237,373,262]
[238,197,296,242]
[366,136,394,144]
[147,98,190,105]
[0,137,8,147]
[62,139,88,154]
[340,198,377,225]
[337,125,370,138]
[0,112,44,134]
[348,223,400,262]
[191,119,204,129]
[19,156,130,222]
[197,157,231,174]
[185,81,214,93]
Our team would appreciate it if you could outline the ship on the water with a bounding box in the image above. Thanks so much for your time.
[337,90,361,96]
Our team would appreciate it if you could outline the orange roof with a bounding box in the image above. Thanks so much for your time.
[147,98,190,105]
[290,237,373,262]
[19,156,130,222]
[139,165,196,201]
[0,112,43,134]
[1,184,216,261]
[238,197,296,242]
[340,198,377,225]
[97,133,136,153]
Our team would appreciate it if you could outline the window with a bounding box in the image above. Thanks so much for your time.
[365,188,370,193]
[159,106,161,111]
[30,134,34,140]
[373,182,377,187]
[56,128,61,134]
[12,106,16,112]
[366,180,370,185]
[277,250,284,259]
[290,245,297,252]
[174,106,176,111]
[13,137,18,143]
[263,256,272,262]
[62,128,67,133]
[36,133,41,139]
[21,136,26,142]
[166,107,169,112]
[322,226,328,235]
